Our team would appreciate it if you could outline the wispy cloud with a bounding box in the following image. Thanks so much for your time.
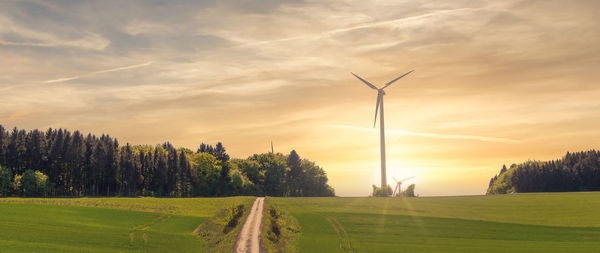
[43,61,154,84]
[335,125,522,144]
[2,0,599,196]
[0,14,110,51]
[229,7,487,49]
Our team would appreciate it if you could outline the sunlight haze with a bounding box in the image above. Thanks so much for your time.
[1,0,600,196]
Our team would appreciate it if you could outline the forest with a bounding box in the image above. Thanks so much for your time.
[487,150,600,194]
[0,125,335,197]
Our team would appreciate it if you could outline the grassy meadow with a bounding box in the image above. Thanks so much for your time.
[270,192,600,253]
[0,197,254,252]
[2,193,600,252]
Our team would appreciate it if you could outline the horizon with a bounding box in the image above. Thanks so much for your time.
[0,123,588,198]
[2,0,600,197]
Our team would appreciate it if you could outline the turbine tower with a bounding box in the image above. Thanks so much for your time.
[351,70,414,191]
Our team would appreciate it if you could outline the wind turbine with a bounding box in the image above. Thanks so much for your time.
[392,176,416,196]
[351,70,414,194]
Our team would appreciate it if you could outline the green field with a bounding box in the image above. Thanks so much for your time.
[270,192,600,253]
[2,193,600,252]
[0,197,254,252]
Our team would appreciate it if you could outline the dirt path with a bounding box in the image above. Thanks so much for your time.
[234,197,264,253]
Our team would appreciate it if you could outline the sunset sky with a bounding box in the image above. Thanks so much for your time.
[1,0,599,196]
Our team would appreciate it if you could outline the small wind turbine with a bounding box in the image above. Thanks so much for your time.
[392,176,416,196]
[351,70,414,193]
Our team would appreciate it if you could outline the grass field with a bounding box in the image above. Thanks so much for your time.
[0,197,254,252]
[269,192,600,252]
[3,193,600,252]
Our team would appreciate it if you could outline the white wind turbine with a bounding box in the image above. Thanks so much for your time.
[351,70,414,193]
[392,176,416,196]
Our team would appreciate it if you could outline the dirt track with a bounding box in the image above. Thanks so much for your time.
[234,197,264,253]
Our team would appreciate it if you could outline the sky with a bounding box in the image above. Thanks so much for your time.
[1,0,600,196]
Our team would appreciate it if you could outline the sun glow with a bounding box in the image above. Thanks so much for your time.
[2,0,600,196]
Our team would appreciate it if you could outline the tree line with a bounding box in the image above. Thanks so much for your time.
[0,125,335,197]
[487,150,600,194]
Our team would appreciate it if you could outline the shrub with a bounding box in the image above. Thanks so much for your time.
[400,184,416,197]
[14,170,52,197]
[263,203,301,253]
[372,184,393,197]
[223,204,244,234]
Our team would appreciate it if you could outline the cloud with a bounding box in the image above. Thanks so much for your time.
[43,61,154,84]
[0,13,110,51]
[1,55,28,63]
[1,0,600,196]
[335,125,523,144]
[224,7,486,49]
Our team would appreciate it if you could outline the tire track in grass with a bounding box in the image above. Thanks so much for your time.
[327,218,345,252]
[328,217,356,253]
[333,218,354,252]
[133,214,172,230]
[130,213,172,243]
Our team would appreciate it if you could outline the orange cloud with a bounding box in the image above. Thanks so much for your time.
[2,56,29,63]
[1,0,599,197]
[0,110,35,121]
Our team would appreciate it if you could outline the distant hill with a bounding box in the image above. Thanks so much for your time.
[487,150,600,194]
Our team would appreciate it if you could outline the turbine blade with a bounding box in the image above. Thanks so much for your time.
[373,93,381,127]
[351,72,378,90]
[381,70,414,90]
[400,176,416,182]
[392,176,399,183]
